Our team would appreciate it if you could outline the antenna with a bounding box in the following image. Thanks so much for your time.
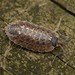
[0,17,8,25]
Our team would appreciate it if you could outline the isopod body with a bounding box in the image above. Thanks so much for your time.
[5,21,59,52]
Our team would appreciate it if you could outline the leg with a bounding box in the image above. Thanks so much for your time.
[0,28,5,31]
[0,17,8,25]
[51,45,64,64]
[57,30,69,44]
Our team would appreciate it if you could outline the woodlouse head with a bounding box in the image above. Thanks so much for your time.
[51,36,58,47]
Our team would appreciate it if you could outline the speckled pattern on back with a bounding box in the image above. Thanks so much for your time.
[5,21,56,52]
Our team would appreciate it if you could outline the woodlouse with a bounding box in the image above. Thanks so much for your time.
[1,18,75,70]
[5,18,63,52]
